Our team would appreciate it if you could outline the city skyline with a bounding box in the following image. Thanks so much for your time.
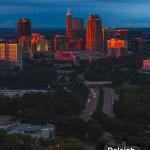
[0,0,150,28]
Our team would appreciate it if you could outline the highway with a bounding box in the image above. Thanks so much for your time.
[80,88,100,122]
[102,87,115,118]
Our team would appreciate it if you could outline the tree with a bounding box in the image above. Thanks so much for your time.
[60,138,84,150]
[96,137,108,150]
[87,120,104,142]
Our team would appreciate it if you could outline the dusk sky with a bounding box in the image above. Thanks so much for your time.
[0,0,150,28]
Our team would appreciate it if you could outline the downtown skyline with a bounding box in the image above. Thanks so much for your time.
[0,0,150,28]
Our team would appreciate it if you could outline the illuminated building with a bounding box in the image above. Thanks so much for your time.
[17,18,31,39]
[66,9,72,38]
[75,38,85,50]
[55,50,96,62]
[0,43,23,69]
[106,29,142,52]
[107,38,128,57]
[114,29,128,40]
[86,15,103,54]
[0,44,6,60]
[141,59,150,74]
[19,36,31,57]
[71,18,84,39]
[65,9,85,50]
[54,35,69,51]
[31,33,49,55]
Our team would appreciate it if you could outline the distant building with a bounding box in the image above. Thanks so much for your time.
[75,38,85,50]
[114,29,128,40]
[86,15,103,54]
[141,38,150,52]
[17,18,31,39]
[54,35,69,51]
[0,122,55,139]
[19,36,31,57]
[128,38,142,52]
[55,50,96,62]
[141,59,150,74]
[128,30,142,39]
[107,38,128,57]
[0,43,23,69]
[65,9,85,50]
[31,33,49,56]
[66,9,72,38]
[71,18,84,39]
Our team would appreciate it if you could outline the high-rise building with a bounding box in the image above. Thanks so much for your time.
[86,15,103,54]
[72,18,84,39]
[114,29,128,40]
[0,43,23,69]
[31,33,49,54]
[19,36,31,57]
[54,35,69,51]
[66,9,72,38]
[107,38,128,57]
[17,18,31,39]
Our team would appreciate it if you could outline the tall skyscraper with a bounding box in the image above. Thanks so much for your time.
[17,18,31,39]
[86,15,103,53]
[66,9,72,38]
[71,18,84,39]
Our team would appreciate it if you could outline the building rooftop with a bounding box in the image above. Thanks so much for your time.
[66,9,71,16]
[8,123,54,132]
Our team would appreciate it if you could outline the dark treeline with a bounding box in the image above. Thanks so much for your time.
[85,52,150,85]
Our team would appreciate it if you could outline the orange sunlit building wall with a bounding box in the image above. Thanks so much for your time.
[108,38,125,49]
[107,38,128,57]
[86,15,103,53]
[0,43,23,69]
[8,44,18,62]
[0,44,6,60]
[7,44,22,68]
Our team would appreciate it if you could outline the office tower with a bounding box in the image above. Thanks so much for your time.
[66,9,72,38]
[31,33,49,53]
[54,35,68,51]
[8,44,22,67]
[75,38,85,50]
[72,18,84,39]
[19,36,31,57]
[128,38,142,52]
[114,29,128,40]
[0,43,23,69]
[107,38,128,57]
[86,15,103,54]
[17,18,31,39]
